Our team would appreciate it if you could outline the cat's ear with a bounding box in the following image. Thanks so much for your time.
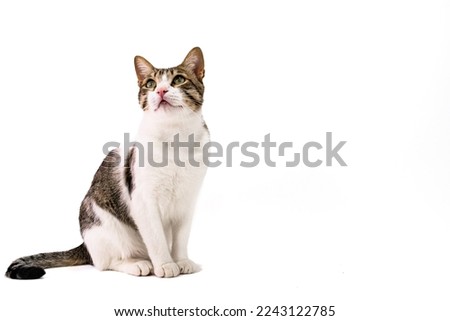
[182,47,205,80]
[134,56,154,85]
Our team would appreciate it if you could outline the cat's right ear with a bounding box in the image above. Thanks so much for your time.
[134,56,154,85]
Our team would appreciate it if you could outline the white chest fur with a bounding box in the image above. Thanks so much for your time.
[131,109,208,222]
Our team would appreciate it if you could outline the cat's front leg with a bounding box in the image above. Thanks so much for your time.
[131,203,179,278]
[171,217,200,274]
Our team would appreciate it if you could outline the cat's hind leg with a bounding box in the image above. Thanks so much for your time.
[84,226,152,276]
[83,205,152,277]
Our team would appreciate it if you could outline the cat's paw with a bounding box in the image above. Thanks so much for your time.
[154,262,180,278]
[177,259,200,274]
[134,260,153,276]
[118,260,153,276]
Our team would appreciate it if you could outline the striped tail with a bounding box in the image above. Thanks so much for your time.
[5,243,91,279]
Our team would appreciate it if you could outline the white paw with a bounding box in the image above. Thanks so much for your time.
[177,259,200,274]
[154,262,180,278]
[123,260,153,276]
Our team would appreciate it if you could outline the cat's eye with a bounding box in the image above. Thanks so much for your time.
[172,75,186,86]
[145,79,156,90]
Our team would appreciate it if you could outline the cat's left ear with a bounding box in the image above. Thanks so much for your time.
[134,56,154,85]
[182,47,205,80]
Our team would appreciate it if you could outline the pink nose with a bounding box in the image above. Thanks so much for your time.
[157,87,168,98]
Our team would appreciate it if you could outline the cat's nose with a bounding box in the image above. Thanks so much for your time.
[157,88,168,98]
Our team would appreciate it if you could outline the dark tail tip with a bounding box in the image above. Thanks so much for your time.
[5,263,46,280]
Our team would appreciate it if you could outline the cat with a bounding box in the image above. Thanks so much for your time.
[5,47,208,279]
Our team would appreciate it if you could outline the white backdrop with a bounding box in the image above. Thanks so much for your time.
[1,1,449,320]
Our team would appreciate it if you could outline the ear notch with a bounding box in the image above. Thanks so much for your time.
[134,56,154,85]
[182,47,205,80]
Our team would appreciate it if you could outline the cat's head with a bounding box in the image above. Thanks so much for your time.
[134,47,205,113]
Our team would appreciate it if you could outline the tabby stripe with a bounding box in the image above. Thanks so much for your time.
[189,80,202,96]
[183,89,202,107]
[142,97,148,110]
[124,147,136,196]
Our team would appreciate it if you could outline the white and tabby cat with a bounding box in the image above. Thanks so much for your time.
[6,47,208,279]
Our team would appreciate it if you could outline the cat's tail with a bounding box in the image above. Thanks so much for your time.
[5,243,91,279]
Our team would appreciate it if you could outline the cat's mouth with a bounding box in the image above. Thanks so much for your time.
[160,100,172,107]
[154,99,181,111]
